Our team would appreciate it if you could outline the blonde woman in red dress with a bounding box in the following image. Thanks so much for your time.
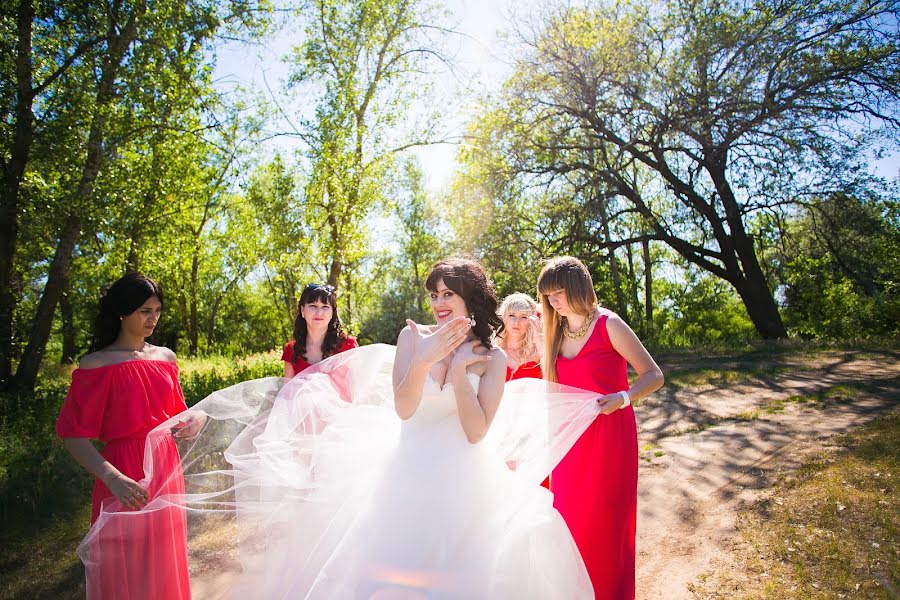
[57,273,204,599]
[282,283,358,377]
[537,256,664,600]
[497,292,543,382]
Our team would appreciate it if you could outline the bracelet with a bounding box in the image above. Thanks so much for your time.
[618,390,631,408]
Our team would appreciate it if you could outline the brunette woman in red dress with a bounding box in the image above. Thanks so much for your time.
[282,283,358,377]
[57,273,204,599]
[537,256,664,600]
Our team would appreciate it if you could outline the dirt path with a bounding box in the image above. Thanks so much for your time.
[635,351,900,599]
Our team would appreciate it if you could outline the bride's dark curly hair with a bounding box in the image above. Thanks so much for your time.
[425,257,504,349]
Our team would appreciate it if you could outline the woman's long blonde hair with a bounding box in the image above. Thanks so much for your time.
[496,293,542,364]
[536,257,598,382]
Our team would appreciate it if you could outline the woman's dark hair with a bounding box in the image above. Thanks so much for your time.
[89,273,164,352]
[291,284,350,363]
[425,257,504,349]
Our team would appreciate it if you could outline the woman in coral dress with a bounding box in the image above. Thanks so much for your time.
[57,273,203,600]
[537,257,664,600]
[281,282,358,377]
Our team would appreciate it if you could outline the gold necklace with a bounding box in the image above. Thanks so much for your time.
[562,311,596,341]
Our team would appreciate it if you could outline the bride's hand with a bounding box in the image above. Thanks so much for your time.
[450,340,493,372]
[406,317,471,365]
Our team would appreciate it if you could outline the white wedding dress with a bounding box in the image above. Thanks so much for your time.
[81,344,599,599]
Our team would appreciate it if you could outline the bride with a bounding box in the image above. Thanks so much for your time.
[76,257,600,599]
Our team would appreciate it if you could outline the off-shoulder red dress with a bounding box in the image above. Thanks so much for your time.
[56,359,190,600]
[552,309,637,599]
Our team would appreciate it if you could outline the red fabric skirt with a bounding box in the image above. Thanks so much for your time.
[551,405,638,599]
[86,433,190,600]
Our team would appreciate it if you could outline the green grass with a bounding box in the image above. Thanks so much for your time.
[691,410,900,598]
[0,505,89,600]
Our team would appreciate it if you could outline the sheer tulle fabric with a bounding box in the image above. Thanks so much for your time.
[80,344,600,599]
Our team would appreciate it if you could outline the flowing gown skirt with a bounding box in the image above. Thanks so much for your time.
[77,345,604,599]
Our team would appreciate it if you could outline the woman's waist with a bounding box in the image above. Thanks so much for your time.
[101,427,177,452]
[556,373,629,394]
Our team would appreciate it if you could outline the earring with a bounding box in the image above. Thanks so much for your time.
[468,313,476,327]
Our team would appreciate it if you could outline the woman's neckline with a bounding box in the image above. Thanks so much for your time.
[426,369,480,392]
[78,358,177,372]
[557,308,603,361]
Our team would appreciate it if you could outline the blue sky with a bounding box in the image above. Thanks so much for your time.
[212,0,899,193]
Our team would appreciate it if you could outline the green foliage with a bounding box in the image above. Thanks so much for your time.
[651,263,758,348]
[462,0,899,339]
[357,158,447,343]
[781,194,900,338]
[177,351,283,407]
[0,378,85,526]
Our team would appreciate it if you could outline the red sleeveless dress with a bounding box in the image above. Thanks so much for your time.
[56,359,190,600]
[552,309,637,599]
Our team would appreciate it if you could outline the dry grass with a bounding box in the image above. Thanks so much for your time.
[691,410,900,599]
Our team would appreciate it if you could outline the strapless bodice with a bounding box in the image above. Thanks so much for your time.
[404,371,482,427]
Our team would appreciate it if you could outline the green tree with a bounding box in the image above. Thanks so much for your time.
[781,193,899,337]
[287,0,451,290]
[489,0,899,339]
[5,0,269,392]
[358,157,446,342]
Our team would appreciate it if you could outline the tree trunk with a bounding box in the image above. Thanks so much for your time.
[732,276,789,339]
[328,257,342,288]
[625,241,641,330]
[59,279,77,364]
[11,4,146,393]
[188,252,199,355]
[598,197,626,317]
[642,237,653,332]
[0,0,35,389]
[14,218,80,389]
[706,155,788,339]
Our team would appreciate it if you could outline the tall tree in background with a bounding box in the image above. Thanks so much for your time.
[0,2,106,388]
[4,0,268,393]
[287,0,451,289]
[358,157,446,343]
[493,0,899,338]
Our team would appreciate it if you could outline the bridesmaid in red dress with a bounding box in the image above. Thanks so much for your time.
[537,257,664,600]
[497,293,543,382]
[57,273,203,599]
[282,283,358,377]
